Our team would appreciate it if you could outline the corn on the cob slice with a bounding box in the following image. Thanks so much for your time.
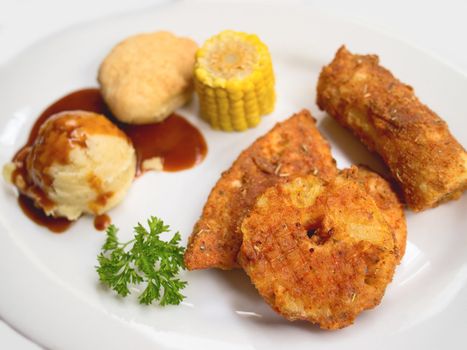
[194,30,276,131]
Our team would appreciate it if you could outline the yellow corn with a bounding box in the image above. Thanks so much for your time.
[194,30,276,131]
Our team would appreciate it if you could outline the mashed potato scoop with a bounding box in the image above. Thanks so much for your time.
[4,111,136,220]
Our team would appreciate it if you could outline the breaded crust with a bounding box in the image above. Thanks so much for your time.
[350,166,407,262]
[184,110,337,270]
[238,169,398,330]
[317,46,467,211]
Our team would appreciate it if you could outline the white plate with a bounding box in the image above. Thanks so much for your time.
[0,1,466,349]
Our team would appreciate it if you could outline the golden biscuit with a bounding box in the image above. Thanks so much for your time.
[98,31,198,124]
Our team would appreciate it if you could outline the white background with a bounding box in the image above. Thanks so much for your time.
[0,0,466,348]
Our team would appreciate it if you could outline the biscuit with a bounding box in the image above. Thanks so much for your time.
[239,169,398,329]
[98,31,198,124]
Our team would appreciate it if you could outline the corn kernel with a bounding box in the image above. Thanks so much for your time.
[194,30,276,132]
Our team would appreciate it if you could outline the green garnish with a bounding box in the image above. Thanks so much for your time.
[96,217,187,306]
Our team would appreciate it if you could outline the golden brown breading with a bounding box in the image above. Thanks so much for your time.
[317,46,467,211]
[350,166,407,262]
[184,110,337,270]
[98,31,198,124]
[238,169,398,330]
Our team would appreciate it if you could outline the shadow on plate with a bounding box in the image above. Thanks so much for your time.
[211,269,327,334]
[319,115,389,176]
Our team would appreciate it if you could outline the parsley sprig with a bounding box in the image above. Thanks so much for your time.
[96,217,187,306]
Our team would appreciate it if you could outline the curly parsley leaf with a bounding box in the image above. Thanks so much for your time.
[96,217,187,306]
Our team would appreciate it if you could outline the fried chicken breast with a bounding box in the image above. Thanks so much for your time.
[317,46,467,211]
[185,110,337,270]
[238,168,398,329]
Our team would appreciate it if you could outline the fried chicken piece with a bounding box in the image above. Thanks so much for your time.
[184,110,337,270]
[351,166,406,262]
[317,46,467,211]
[238,168,398,330]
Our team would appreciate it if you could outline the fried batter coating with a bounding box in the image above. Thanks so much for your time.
[317,46,467,211]
[184,110,337,270]
[238,169,398,329]
[351,166,406,262]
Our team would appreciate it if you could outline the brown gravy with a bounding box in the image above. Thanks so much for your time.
[124,114,208,174]
[12,88,207,232]
[18,194,72,233]
[94,214,111,231]
[17,88,207,173]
